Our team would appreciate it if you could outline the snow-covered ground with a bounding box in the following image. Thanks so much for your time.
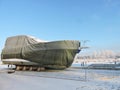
[0,65,120,90]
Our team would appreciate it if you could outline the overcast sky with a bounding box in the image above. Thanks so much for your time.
[0,0,120,53]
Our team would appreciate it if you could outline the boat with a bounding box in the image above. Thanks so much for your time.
[1,35,80,70]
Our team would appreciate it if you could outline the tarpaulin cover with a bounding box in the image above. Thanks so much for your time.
[1,35,80,69]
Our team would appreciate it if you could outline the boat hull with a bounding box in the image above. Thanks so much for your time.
[1,35,80,69]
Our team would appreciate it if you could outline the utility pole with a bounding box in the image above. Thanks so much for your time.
[80,40,90,81]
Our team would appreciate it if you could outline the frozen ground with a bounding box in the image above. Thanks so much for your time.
[0,65,120,90]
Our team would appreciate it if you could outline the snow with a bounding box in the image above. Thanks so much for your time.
[0,65,120,90]
[28,35,47,42]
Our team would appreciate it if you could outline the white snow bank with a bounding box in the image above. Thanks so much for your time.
[0,67,120,90]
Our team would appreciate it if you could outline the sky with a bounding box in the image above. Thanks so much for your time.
[0,0,120,54]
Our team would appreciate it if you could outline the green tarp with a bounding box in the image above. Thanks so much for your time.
[1,35,80,69]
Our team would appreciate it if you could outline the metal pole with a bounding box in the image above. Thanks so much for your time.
[84,57,87,81]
